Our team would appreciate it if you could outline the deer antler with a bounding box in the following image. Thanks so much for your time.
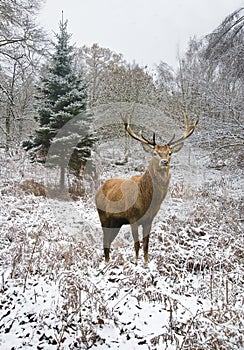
[122,115,156,147]
[168,112,199,146]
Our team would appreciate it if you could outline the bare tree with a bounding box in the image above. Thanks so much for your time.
[98,62,157,106]
[74,43,125,106]
[0,0,47,151]
[202,7,244,124]
[156,8,244,125]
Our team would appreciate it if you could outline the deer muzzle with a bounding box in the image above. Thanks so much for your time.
[159,159,169,167]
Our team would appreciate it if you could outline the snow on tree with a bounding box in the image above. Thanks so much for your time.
[156,8,244,124]
[202,7,244,124]
[0,0,46,151]
[97,62,157,106]
[75,43,125,107]
[23,17,95,188]
[75,44,157,108]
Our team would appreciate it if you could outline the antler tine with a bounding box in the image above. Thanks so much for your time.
[121,114,128,127]
[167,134,175,145]
[168,112,199,146]
[122,114,156,147]
[153,132,156,145]
[141,132,156,146]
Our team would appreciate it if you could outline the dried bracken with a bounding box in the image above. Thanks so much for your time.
[0,110,243,349]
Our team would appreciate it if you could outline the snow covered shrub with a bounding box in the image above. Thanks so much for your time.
[20,179,46,197]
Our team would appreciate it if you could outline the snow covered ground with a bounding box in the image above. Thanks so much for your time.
[0,117,243,349]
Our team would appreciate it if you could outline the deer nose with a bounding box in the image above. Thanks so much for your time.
[160,159,169,167]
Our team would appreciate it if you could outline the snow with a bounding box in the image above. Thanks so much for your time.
[0,123,243,350]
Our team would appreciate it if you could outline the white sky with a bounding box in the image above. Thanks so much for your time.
[38,0,243,68]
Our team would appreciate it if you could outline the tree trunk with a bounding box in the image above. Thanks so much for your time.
[60,166,65,191]
[5,110,11,153]
[5,62,17,153]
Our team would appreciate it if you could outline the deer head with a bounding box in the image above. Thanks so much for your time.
[123,112,198,176]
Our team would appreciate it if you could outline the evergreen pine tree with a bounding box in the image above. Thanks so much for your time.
[23,18,95,189]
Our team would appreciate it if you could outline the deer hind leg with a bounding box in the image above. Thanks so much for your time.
[103,227,120,263]
[131,223,140,262]
[142,223,152,263]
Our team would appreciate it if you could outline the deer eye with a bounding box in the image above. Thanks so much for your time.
[153,151,158,157]
[168,151,172,156]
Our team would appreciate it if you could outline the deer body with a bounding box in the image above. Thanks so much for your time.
[96,159,170,224]
[96,114,198,263]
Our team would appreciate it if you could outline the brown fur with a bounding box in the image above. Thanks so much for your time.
[96,145,178,263]
[96,114,198,263]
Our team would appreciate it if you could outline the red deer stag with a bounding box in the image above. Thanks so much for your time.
[96,113,198,263]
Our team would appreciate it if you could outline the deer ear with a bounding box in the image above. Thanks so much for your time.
[171,143,184,153]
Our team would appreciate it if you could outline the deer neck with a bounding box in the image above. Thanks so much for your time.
[149,160,171,186]
[140,162,171,200]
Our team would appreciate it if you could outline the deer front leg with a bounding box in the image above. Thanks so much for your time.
[131,223,140,262]
[103,228,111,263]
[103,227,120,263]
[142,223,152,263]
